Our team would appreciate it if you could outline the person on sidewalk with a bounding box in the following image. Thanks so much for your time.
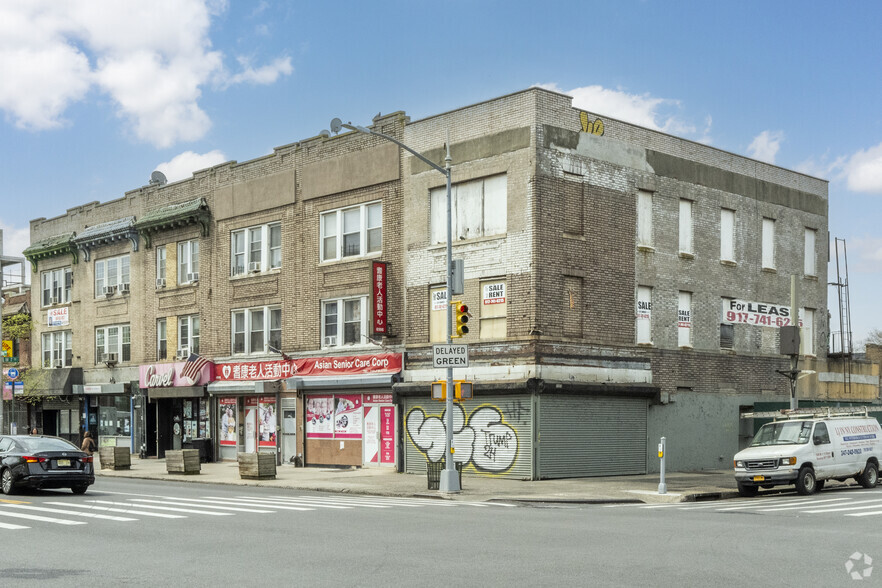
[81,431,97,455]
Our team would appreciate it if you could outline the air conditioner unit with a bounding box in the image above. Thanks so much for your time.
[249,262,261,273]
[177,346,190,360]
[119,282,130,294]
[155,278,166,289]
[50,296,59,305]
[323,335,337,347]
[187,272,199,283]
[104,352,118,365]
[54,360,63,369]
[103,285,116,296]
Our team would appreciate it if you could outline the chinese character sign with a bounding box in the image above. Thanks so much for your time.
[372,261,387,335]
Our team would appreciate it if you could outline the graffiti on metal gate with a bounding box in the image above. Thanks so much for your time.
[406,403,519,473]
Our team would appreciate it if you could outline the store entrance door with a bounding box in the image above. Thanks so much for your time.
[281,403,297,464]
[363,404,396,467]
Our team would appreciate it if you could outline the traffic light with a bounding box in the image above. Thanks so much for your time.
[453,301,469,338]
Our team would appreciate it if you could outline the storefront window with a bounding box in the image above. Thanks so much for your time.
[97,396,131,441]
[182,398,209,441]
[219,398,238,446]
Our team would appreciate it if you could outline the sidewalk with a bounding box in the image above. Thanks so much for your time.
[95,455,743,504]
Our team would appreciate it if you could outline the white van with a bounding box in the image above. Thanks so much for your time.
[733,408,881,497]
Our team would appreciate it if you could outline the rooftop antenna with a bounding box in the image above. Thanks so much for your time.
[149,171,167,187]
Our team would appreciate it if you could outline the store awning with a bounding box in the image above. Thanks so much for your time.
[73,383,130,396]
[147,386,205,400]
[206,380,282,396]
[284,374,396,390]
[25,368,83,396]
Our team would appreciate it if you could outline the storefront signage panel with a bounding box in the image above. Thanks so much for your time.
[47,307,69,326]
[306,395,334,438]
[139,361,215,388]
[334,395,362,439]
[258,396,276,447]
[372,261,387,335]
[218,397,238,446]
[215,353,402,381]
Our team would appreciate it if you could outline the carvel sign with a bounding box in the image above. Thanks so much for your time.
[215,353,402,382]
[139,361,215,388]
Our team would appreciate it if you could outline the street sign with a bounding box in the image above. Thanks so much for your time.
[6,368,19,380]
[1,340,11,357]
[3,357,18,363]
[432,344,469,368]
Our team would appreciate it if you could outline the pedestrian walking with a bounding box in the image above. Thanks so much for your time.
[81,431,97,455]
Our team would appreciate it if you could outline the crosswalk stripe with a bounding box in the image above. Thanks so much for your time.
[127,498,275,513]
[87,500,233,516]
[0,521,29,529]
[45,502,186,519]
[290,496,390,509]
[0,509,86,525]
[803,499,882,513]
[749,497,853,512]
[216,497,353,510]
[0,504,136,522]
[846,510,882,517]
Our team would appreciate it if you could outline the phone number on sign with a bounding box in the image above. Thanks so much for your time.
[725,311,801,327]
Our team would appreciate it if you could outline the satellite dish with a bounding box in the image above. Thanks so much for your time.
[319,129,330,139]
[150,171,167,186]
[330,118,343,134]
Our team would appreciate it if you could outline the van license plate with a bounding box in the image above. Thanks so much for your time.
[752,475,765,482]
[57,459,71,467]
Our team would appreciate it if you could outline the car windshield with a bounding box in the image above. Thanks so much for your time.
[750,421,813,446]
[16,437,79,452]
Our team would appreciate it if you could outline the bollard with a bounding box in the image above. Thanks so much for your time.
[658,437,667,494]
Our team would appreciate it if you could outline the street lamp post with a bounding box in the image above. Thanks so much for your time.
[330,118,461,492]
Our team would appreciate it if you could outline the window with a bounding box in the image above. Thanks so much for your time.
[430,175,507,244]
[42,330,72,368]
[720,209,735,262]
[678,291,692,347]
[762,218,776,269]
[636,286,652,344]
[95,324,131,364]
[95,255,130,296]
[231,306,281,355]
[41,267,72,307]
[428,286,448,343]
[157,318,167,360]
[231,223,282,275]
[800,308,815,356]
[636,190,653,248]
[156,246,167,286]
[804,228,817,277]
[720,323,734,349]
[679,199,693,255]
[480,280,507,339]
[178,314,200,356]
[321,203,381,262]
[813,422,830,445]
[321,296,367,348]
[178,239,200,284]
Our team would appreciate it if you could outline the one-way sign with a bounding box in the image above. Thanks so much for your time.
[432,344,469,368]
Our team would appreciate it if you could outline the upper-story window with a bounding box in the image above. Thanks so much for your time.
[178,239,200,284]
[231,223,281,275]
[321,296,367,348]
[636,190,653,249]
[762,218,776,270]
[232,306,281,355]
[430,175,507,244]
[41,267,72,307]
[96,324,131,364]
[321,202,381,262]
[636,285,652,344]
[720,208,736,262]
[804,228,817,277]
[156,246,167,288]
[178,314,200,357]
[95,255,130,296]
[679,199,693,255]
[42,330,72,368]
[157,318,167,360]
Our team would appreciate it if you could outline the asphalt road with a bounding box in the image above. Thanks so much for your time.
[0,479,879,587]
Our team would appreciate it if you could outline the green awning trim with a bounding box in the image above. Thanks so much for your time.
[134,197,210,248]
[22,232,77,272]
[72,216,139,261]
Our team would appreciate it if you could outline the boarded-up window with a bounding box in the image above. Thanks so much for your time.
[563,276,583,338]
[720,209,735,262]
[430,174,507,243]
[800,308,815,356]
[637,190,653,248]
[679,199,693,254]
[480,280,507,339]
[720,324,734,349]
[678,291,692,347]
[636,286,652,344]
[429,286,447,343]
[804,228,817,277]
[762,218,776,269]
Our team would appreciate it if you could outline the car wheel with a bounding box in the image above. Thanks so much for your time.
[859,462,879,489]
[737,482,759,497]
[1,469,16,496]
[71,484,89,495]
[795,466,817,495]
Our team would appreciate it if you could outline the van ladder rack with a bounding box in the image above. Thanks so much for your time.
[740,406,882,420]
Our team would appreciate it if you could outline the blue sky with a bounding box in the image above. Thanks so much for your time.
[1,1,880,346]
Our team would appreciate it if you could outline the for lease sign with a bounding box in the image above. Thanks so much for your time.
[722,299,802,328]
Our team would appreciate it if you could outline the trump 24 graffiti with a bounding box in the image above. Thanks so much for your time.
[406,403,519,473]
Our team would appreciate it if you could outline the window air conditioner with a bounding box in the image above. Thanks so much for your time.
[187,272,199,283]
[323,335,337,347]
[156,278,166,288]
[249,262,261,273]
[104,352,118,364]
[119,282,130,294]
[103,285,116,296]
[54,360,63,369]
[177,346,190,360]
[50,296,59,305]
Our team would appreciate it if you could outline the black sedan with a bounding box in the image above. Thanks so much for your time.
[0,435,95,495]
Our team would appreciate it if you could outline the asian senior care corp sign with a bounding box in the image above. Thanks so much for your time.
[722,298,805,328]
[215,353,403,381]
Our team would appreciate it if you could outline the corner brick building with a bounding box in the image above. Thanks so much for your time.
[23,87,868,478]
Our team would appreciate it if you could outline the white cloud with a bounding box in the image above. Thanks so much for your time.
[848,237,882,273]
[842,143,882,194]
[0,0,291,148]
[155,150,228,183]
[538,83,704,138]
[747,130,784,165]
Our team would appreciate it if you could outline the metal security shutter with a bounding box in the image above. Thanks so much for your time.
[538,395,647,478]
[403,394,533,480]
